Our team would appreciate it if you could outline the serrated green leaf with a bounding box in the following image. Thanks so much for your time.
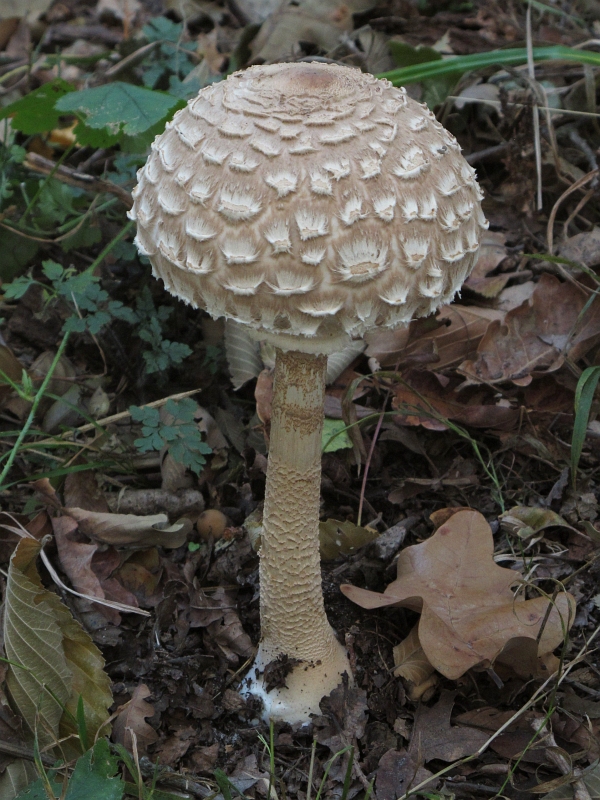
[0,79,75,134]
[64,738,124,800]
[55,83,183,138]
[14,739,124,800]
[4,538,112,759]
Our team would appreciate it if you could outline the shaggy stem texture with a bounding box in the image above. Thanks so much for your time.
[251,348,350,722]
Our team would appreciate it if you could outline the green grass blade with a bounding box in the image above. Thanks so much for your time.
[378,46,600,85]
[571,366,600,488]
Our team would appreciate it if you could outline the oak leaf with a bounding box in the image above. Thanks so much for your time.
[341,510,574,680]
[112,684,158,754]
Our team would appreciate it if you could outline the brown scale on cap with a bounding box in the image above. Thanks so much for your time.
[129,62,487,347]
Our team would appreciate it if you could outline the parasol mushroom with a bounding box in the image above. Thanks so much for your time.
[129,62,488,723]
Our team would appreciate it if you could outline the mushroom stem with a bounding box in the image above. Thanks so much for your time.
[249,348,351,722]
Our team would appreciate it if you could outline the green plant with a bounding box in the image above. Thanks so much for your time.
[129,398,212,474]
[379,45,600,88]
[571,366,600,489]
[127,287,192,374]
[14,739,125,800]
[140,17,200,98]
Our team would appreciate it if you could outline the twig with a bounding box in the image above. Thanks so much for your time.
[24,153,133,209]
[0,738,55,768]
[546,168,599,253]
[36,387,203,445]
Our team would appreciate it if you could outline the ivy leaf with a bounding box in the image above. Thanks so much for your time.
[55,82,184,139]
[0,79,74,134]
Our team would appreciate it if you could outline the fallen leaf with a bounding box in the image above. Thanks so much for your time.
[206,607,254,663]
[557,226,600,269]
[315,676,368,752]
[4,537,112,756]
[459,273,600,386]
[392,625,436,687]
[112,684,158,754]
[341,510,575,680]
[500,506,578,540]
[392,369,518,430]
[376,749,437,800]
[464,231,510,297]
[52,515,122,625]
[454,706,550,764]
[65,507,192,548]
[365,305,502,370]
[319,518,380,560]
[63,470,109,513]
[408,691,488,762]
[153,726,196,767]
[250,0,372,63]
[190,743,220,773]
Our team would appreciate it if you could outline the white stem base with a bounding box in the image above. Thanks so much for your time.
[245,637,352,723]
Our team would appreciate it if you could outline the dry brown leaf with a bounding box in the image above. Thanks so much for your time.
[459,273,600,386]
[341,509,575,680]
[454,706,550,764]
[206,608,254,663]
[557,226,600,268]
[392,369,518,431]
[112,684,158,754]
[500,506,578,540]
[51,516,122,625]
[250,0,373,63]
[408,690,489,762]
[254,368,273,427]
[64,507,192,548]
[63,470,109,513]
[365,305,502,370]
[376,749,436,800]
[464,231,510,297]
[392,625,436,687]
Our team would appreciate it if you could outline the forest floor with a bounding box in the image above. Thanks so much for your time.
[1,0,600,798]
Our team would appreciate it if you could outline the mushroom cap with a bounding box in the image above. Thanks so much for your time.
[130,62,488,352]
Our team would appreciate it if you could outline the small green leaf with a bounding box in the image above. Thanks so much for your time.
[0,79,75,134]
[55,82,183,138]
[388,41,442,68]
[3,274,36,300]
[14,739,125,800]
[571,366,600,488]
[0,228,39,282]
[322,418,352,453]
[42,261,64,282]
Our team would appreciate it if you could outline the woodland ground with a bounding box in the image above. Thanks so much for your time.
[0,1,600,799]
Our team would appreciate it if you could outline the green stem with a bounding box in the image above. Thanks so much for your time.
[84,219,133,273]
[20,144,75,224]
[0,332,70,489]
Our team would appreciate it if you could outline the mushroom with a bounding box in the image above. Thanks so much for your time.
[129,62,487,723]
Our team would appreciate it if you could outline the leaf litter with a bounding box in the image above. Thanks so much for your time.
[1,0,600,798]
